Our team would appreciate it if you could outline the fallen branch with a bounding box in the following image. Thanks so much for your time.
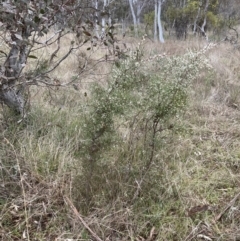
[64,196,103,241]
[183,221,202,241]
[215,191,240,222]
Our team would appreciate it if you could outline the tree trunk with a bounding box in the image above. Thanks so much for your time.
[122,18,126,36]
[157,0,164,43]
[101,0,107,34]
[137,3,141,25]
[193,7,200,34]
[200,0,209,41]
[128,0,148,37]
[136,0,147,26]
[0,87,24,114]
[95,0,100,38]
[0,32,29,115]
[129,0,138,36]
[154,0,158,41]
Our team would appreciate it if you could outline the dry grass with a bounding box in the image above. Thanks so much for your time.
[1,33,240,241]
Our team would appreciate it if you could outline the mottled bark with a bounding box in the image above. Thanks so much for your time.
[0,32,30,115]
[0,87,24,114]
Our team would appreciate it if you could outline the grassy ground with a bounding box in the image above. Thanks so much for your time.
[1,34,240,241]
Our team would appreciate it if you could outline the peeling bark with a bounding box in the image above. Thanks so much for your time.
[0,32,30,115]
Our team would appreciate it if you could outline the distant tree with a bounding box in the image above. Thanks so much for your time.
[0,0,117,116]
[164,0,189,39]
[217,0,240,41]
[128,0,148,36]
[164,0,219,40]
[154,0,166,43]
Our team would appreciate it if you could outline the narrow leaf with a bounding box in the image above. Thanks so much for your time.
[108,32,114,40]
[83,31,91,36]
[83,39,89,44]
[0,50,7,57]
[34,16,40,23]
[28,55,38,59]
[14,34,23,40]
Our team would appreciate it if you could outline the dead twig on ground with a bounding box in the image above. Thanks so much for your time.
[215,191,240,222]
[64,196,103,241]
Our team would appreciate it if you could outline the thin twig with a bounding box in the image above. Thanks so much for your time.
[49,31,63,65]
[32,30,64,51]
[184,221,203,241]
[64,196,103,241]
[38,44,83,76]
[215,191,240,222]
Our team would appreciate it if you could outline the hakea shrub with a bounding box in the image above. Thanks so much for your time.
[74,39,213,212]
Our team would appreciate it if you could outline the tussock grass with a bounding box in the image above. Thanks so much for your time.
[1,34,240,241]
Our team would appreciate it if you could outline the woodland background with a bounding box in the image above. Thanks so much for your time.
[1,0,240,240]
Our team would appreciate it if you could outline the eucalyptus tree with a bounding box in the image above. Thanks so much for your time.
[154,0,166,42]
[0,0,116,116]
[193,0,210,40]
[217,0,240,41]
[101,0,108,33]
[128,0,148,36]
[164,0,219,39]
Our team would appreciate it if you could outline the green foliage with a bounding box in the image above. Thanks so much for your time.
[0,0,117,114]
[73,39,212,214]
[165,0,221,33]
[207,11,218,28]
[144,11,155,26]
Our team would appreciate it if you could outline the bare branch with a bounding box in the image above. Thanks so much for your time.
[32,30,65,51]
[38,45,81,77]
[215,191,240,222]
[49,31,63,65]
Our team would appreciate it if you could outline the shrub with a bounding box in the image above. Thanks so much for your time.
[73,39,213,217]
